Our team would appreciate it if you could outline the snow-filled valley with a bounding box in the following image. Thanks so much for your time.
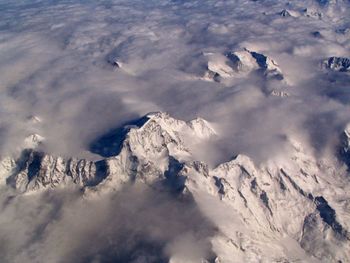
[0,0,350,262]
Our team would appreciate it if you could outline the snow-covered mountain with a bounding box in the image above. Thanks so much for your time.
[1,112,349,262]
[323,57,350,72]
[0,0,350,262]
[201,49,285,83]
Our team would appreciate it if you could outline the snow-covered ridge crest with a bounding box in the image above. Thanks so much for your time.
[126,111,216,162]
[323,56,350,72]
[1,113,350,261]
[201,49,285,84]
[178,146,350,261]
[93,111,217,192]
[145,111,216,139]
[1,112,217,192]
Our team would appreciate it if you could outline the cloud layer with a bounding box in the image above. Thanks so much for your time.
[0,1,350,261]
[0,184,216,263]
[0,0,349,164]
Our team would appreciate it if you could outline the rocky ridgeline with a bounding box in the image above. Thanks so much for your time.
[1,112,216,193]
[323,56,350,72]
[203,49,284,82]
[0,112,349,262]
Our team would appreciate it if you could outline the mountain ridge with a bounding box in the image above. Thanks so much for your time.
[1,112,349,262]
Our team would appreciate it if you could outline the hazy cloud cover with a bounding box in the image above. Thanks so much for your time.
[0,184,216,263]
[0,0,349,163]
[0,0,350,262]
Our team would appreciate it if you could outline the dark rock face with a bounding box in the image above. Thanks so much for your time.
[279,9,291,17]
[317,0,330,7]
[89,116,150,158]
[324,57,350,72]
[312,31,322,38]
[314,196,348,239]
[7,149,98,192]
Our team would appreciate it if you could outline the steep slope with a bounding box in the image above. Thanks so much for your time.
[201,49,285,83]
[3,112,216,193]
[323,57,350,72]
[1,112,349,262]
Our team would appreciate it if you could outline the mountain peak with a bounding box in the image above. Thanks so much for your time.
[1,113,350,261]
[323,57,350,72]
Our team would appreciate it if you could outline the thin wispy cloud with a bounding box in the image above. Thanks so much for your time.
[0,0,349,262]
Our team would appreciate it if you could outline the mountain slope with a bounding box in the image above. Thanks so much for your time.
[1,112,349,262]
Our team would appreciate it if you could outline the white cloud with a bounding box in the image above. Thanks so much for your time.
[0,0,350,261]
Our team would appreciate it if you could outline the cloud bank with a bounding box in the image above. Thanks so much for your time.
[0,0,350,262]
[0,0,349,164]
[0,184,216,263]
